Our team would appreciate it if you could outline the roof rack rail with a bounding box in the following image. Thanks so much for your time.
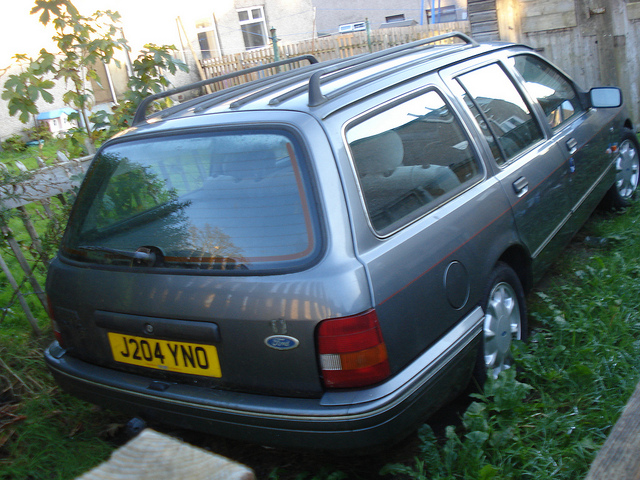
[306,31,476,107]
[156,58,329,119]
[131,54,319,126]
[193,57,345,112]
[227,57,348,110]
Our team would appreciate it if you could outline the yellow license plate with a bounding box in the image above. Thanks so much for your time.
[107,332,221,378]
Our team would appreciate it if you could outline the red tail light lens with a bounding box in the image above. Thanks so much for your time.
[317,310,391,388]
[46,296,65,347]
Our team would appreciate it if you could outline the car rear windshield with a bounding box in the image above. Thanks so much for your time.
[61,129,321,272]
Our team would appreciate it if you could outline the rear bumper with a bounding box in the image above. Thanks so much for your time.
[45,307,483,451]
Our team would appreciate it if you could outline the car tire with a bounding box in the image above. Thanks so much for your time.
[606,129,640,209]
[472,262,528,386]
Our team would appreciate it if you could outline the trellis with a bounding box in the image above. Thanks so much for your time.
[0,154,92,336]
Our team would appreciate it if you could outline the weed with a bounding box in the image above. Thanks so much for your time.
[1,136,27,153]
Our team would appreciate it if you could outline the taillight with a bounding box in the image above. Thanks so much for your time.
[47,296,65,347]
[317,310,391,388]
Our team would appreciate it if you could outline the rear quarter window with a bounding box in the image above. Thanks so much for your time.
[346,89,483,235]
[62,129,321,272]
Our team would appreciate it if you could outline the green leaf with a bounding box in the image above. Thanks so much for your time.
[464,430,489,447]
[3,76,21,90]
[39,9,50,25]
[27,85,40,101]
[19,110,31,123]
[479,464,499,480]
[462,401,489,433]
[41,90,54,104]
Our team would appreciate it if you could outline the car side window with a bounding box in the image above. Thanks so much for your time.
[456,63,544,165]
[509,55,584,130]
[347,89,482,234]
[449,81,504,165]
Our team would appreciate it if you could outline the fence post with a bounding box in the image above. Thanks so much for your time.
[270,27,280,64]
[39,199,58,227]
[16,206,49,268]
[1,226,48,312]
[0,250,41,336]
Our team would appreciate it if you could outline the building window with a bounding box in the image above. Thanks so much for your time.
[196,17,221,60]
[385,14,406,23]
[338,21,366,33]
[237,7,268,50]
[426,5,460,23]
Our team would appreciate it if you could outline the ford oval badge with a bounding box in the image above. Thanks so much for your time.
[265,335,299,351]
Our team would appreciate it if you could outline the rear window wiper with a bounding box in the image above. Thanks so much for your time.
[78,246,156,266]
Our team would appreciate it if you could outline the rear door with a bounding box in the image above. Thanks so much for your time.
[339,80,517,371]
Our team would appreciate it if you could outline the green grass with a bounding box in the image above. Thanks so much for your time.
[0,135,96,173]
[1,142,64,172]
[0,191,130,480]
[0,328,127,480]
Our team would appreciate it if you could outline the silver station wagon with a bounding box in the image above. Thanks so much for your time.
[45,33,639,451]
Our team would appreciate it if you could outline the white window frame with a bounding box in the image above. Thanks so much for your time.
[196,17,219,60]
[237,6,268,50]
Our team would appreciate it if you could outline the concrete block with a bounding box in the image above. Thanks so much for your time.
[628,2,640,20]
[76,429,255,480]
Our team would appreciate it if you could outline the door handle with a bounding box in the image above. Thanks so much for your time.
[566,138,578,155]
[513,176,529,196]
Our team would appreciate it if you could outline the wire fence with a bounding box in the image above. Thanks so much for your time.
[0,154,92,335]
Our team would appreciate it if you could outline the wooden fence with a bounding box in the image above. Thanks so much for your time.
[0,154,92,335]
[200,22,470,90]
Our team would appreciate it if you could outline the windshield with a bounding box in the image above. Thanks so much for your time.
[62,129,320,272]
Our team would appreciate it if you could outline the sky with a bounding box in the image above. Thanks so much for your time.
[1,2,56,66]
[0,1,187,68]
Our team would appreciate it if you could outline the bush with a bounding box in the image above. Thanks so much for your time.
[25,124,54,143]
[2,134,28,152]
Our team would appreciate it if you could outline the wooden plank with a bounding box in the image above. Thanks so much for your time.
[0,251,41,336]
[1,226,48,312]
[585,380,640,480]
[521,0,577,33]
[77,429,255,480]
[0,156,92,209]
[522,12,577,32]
[39,199,58,225]
[469,11,499,23]
[468,1,497,13]
[523,0,576,17]
[628,2,640,20]
[16,206,49,268]
[471,21,500,34]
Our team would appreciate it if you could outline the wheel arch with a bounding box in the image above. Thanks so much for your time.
[622,118,634,132]
[497,244,533,294]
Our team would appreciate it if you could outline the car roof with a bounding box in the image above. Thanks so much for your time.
[128,33,530,132]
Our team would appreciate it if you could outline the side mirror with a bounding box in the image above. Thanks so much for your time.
[590,87,622,108]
